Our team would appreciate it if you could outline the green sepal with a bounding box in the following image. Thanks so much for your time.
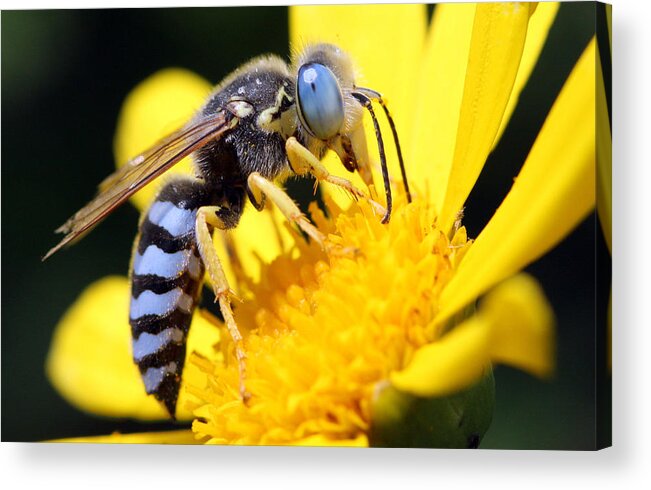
[368,366,495,448]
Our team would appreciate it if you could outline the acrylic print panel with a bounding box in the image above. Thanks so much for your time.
[1,2,611,449]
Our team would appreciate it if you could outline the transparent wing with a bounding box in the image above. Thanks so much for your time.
[44,110,232,260]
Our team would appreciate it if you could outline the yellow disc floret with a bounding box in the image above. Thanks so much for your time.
[187,196,471,445]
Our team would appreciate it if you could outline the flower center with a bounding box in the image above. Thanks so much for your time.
[187,196,471,445]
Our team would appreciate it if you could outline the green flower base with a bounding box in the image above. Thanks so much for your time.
[369,367,495,448]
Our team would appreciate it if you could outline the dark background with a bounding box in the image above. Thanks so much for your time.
[1,3,611,448]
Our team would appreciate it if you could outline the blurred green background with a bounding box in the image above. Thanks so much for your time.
[1,4,610,448]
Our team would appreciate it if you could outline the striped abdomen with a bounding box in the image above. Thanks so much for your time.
[129,184,206,418]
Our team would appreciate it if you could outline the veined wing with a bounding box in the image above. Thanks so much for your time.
[44,110,233,260]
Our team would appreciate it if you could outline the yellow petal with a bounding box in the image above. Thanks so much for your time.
[438,38,597,323]
[113,68,212,211]
[414,3,558,207]
[49,429,198,444]
[494,2,560,145]
[409,2,476,207]
[392,274,554,397]
[289,4,425,131]
[46,276,220,420]
[480,274,554,377]
[289,4,427,209]
[391,316,490,397]
[438,2,536,232]
[596,45,611,252]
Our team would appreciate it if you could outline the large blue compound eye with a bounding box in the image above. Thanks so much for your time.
[297,63,344,140]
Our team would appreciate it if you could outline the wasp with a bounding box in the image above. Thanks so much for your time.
[45,43,411,418]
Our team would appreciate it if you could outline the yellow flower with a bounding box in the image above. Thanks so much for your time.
[46,3,599,446]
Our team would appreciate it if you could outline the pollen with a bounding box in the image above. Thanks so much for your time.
[186,195,471,446]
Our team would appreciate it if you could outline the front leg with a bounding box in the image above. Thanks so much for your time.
[285,136,387,217]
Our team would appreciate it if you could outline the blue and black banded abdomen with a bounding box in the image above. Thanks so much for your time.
[129,179,208,418]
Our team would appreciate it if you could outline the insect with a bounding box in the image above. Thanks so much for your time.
[44,43,411,418]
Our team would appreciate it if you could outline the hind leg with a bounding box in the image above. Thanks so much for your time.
[195,205,249,402]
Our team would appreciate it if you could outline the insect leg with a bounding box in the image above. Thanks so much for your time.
[247,172,327,248]
[195,206,249,403]
[285,137,387,217]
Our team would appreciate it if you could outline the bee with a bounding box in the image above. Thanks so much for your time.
[44,43,411,418]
